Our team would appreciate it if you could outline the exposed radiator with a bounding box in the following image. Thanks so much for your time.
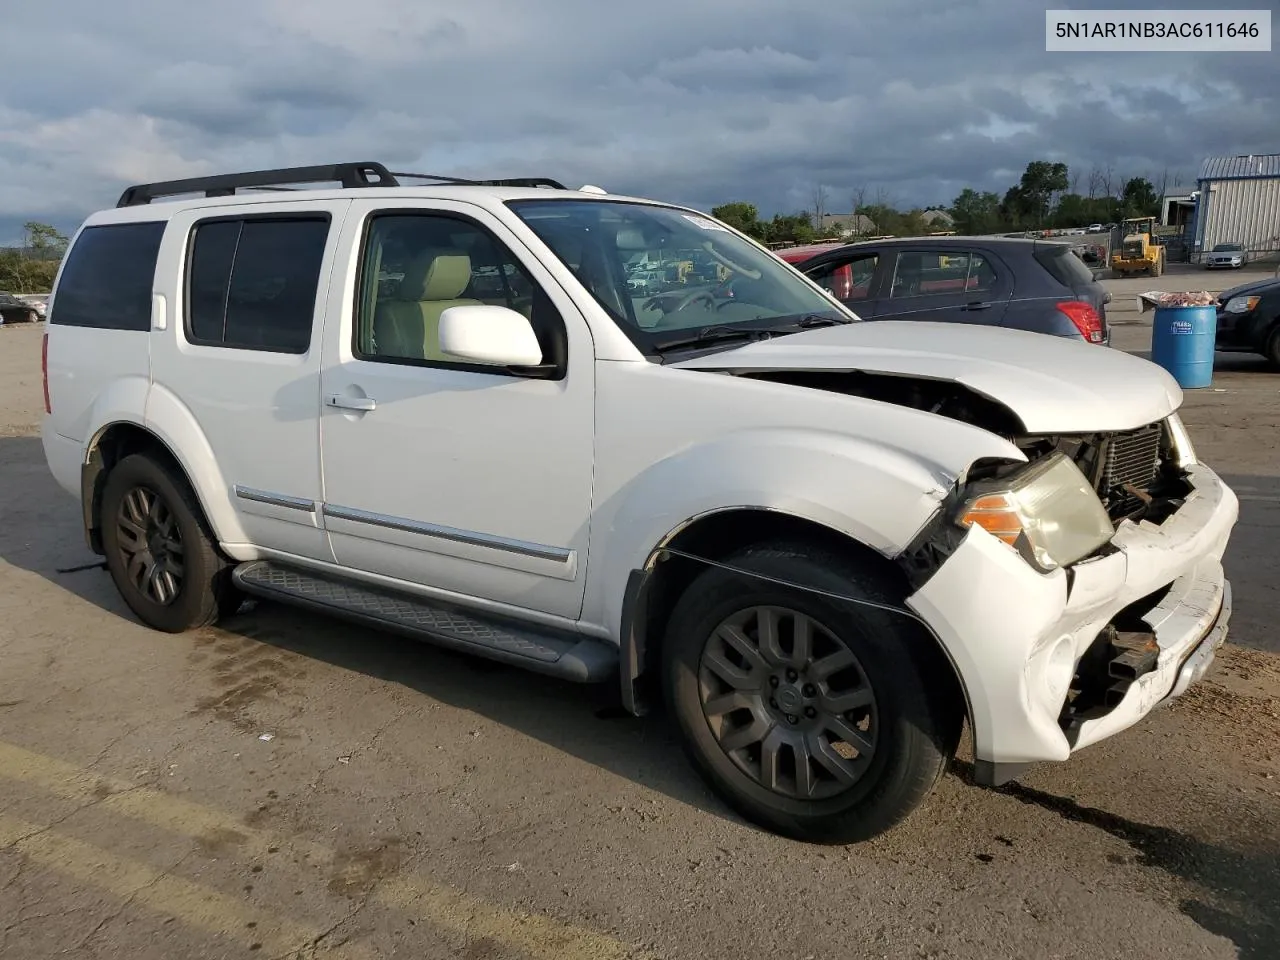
[1100,424,1162,513]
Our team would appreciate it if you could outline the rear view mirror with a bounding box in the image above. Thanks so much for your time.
[438,305,546,371]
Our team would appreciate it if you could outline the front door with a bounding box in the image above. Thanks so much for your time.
[317,200,596,621]
[802,250,886,318]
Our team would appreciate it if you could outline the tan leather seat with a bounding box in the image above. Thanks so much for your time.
[373,252,479,360]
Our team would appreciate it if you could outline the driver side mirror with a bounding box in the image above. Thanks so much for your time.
[438,305,550,375]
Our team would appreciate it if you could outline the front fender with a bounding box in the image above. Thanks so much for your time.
[586,426,1014,640]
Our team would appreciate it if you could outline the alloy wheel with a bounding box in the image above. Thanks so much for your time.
[114,485,185,605]
[697,605,878,801]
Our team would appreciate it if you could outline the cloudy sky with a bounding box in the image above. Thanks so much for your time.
[1,0,1277,244]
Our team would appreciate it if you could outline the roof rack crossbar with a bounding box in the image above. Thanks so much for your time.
[388,171,481,185]
[115,161,400,207]
[389,171,568,190]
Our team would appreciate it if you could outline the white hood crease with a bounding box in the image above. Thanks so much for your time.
[671,320,1183,434]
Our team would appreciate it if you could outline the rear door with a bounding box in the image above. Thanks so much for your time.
[872,247,1010,325]
[150,198,350,562]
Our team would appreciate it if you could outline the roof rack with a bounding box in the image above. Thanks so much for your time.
[116,161,568,207]
[116,162,399,207]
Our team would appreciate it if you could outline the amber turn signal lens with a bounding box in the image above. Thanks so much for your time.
[957,493,1022,545]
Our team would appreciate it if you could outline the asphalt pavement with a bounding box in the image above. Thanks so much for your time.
[1,316,1277,960]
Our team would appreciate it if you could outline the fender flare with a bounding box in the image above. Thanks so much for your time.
[83,384,245,549]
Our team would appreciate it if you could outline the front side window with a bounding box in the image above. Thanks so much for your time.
[49,221,165,331]
[185,216,329,353]
[507,199,849,355]
[353,212,564,373]
[806,253,879,302]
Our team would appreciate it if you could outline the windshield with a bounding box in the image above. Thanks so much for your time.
[1213,243,1243,252]
[507,199,848,354]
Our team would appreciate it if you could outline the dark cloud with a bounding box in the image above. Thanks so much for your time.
[1,0,1277,244]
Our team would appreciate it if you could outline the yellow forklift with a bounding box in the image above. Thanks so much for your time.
[1111,216,1166,277]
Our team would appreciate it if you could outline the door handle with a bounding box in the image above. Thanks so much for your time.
[327,394,377,411]
[962,301,992,311]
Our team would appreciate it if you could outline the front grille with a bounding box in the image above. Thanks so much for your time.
[1099,424,1162,514]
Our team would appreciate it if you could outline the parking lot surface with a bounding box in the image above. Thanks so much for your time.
[2,313,1278,960]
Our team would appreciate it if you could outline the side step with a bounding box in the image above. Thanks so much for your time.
[231,561,617,683]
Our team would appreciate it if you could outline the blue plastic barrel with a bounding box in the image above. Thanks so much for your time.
[1150,305,1216,389]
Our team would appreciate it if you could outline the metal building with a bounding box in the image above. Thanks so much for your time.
[1192,154,1280,264]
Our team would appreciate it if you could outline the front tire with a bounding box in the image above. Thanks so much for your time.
[662,542,962,844]
[100,453,239,632]
[1264,327,1280,371]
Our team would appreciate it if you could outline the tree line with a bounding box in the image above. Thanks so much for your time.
[0,222,68,293]
[711,159,1178,245]
[947,160,1169,234]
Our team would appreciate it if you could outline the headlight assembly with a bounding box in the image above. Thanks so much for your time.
[1224,295,1259,314]
[954,453,1114,572]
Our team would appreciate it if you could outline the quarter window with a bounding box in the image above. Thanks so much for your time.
[185,216,329,353]
[353,213,564,374]
[48,222,165,330]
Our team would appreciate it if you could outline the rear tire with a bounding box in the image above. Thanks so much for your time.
[661,542,962,844]
[100,453,241,632]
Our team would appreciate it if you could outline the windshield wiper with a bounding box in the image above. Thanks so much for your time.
[651,325,776,354]
[650,314,851,356]
[794,313,853,327]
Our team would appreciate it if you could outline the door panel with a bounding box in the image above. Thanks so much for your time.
[318,200,595,620]
[150,200,349,560]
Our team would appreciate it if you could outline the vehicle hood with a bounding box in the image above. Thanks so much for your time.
[1217,277,1279,301]
[670,321,1183,434]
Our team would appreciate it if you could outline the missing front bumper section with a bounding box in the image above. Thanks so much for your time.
[1059,587,1171,741]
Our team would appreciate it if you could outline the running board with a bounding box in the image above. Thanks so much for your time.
[231,561,617,683]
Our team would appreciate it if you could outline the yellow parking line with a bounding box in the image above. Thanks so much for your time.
[0,741,639,960]
[0,813,371,959]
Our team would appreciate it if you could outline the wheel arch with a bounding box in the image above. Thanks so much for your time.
[618,507,971,735]
[82,416,239,555]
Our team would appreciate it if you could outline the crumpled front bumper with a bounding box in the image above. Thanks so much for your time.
[906,462,1238,780]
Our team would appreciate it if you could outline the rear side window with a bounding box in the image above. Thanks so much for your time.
[1034,245,1095,289]
[185,216,329,353]
[889,249,995,298]
[48,221,165,330]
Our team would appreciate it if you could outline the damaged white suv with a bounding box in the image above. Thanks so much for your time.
[41,162,1238,843]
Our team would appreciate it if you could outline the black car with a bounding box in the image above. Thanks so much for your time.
[780,237,1112,345]
[1215,276,1280,368]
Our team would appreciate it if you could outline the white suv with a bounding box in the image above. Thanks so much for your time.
[41,162,1238,843]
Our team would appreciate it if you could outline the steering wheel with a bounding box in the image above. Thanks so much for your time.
[666,289,717,313]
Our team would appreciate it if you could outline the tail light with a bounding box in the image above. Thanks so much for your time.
[42,332,51,414]
[1056,300,1106,343]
